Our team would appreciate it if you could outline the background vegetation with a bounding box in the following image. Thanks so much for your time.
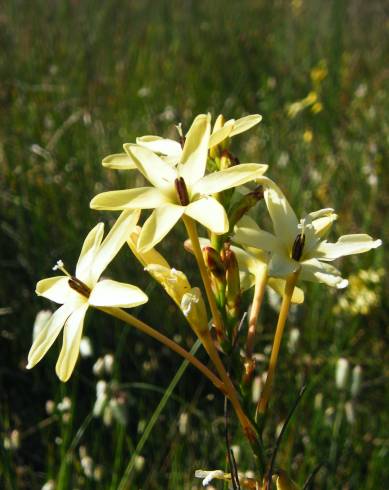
[0,0,388,488]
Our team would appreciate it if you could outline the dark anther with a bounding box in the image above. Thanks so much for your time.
[174,177,190,206]
[68,277,91,298]
[179,135,186,149]
[291,234,305,261]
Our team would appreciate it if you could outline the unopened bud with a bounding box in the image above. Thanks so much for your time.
[335,358,349,390]
[203,246,225,280]
[252,375,262,403]
[228,186,264,231]
[181,287,208,334]
[225,248,241,319]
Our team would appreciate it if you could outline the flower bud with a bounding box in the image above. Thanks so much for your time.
[228,186,264,231]
[203,246,225,280]
[180,287,208,335]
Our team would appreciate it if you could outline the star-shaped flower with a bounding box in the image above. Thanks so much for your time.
[233,185,382,288]
[27,210,148,381]
[90,114,267,252]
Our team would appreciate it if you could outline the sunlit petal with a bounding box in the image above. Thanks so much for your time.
[234,215,278,252]
[209,121,234,148]
[136,135,182,157]
[102,153,137,170]
[92,210,140,282]
[264,186,299,248]
[36,276,74,304]
[185,197,228,234]
[145,264,191,306]
[125,143,177,189]
[27,302,76,369]
[138,204,184,252]
[89,279,148,308]
[193,164,268,196]
[76,223,104,280]
[229,114,262,137]
[90,187,169,210]
[55,303,89,382]
[300,259,348,288]
[316,234,382,261]
[178,114,211,185]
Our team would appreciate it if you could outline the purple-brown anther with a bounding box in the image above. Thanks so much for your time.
[291,233,305,261]
[175,177,190,206]
[68,277,91,298]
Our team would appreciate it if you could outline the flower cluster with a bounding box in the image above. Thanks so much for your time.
[28,112,381,487]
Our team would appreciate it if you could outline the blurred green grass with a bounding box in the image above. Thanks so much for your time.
[0,0,388,488]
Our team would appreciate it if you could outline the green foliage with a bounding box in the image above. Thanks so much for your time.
[0,0,388,488]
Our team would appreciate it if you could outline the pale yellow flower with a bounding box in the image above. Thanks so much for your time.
[91,114,267,252]
[233,185,382,288]
[27,210,148,381]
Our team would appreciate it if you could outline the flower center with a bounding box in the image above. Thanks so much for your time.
[174,177,190,206]
[53,260,91,298]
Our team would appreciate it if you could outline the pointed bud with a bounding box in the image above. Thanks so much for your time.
[224,247,241,321]
[203,246,225,280]
[228,186,264,231]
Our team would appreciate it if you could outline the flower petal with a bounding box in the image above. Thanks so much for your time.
[145,264,191,306]
[178,114,211,185]
[128,226,170,268]
[136,135,182,157]
[27,302,75,369]
[125,143,177,189]
[300,258,348,288]
[138,204,184,252]
[76,223,105,280]
[90,187,169,211]
[102,153,137,170]
[193,164,268,196]
[36,276,74,304]
[209,120,234,148]
[316,234,382,261]
[234,215,279,252]
[185,197,228,234]
[268,252,299,277]
[92,209,140,281]
[268,278,304,304]
[89,279,148,308]
[229,114,262,137]
[55,302,89,381]
[264,186,299,248]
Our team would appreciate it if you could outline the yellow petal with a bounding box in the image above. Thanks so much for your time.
[128,226,170,268]
[27,302,76,369]
[125,143,177,189]
[185,197,228,234]
[92,209,140,281]
[300,258,348,288]
[55,303,89,382]
[90,187,169,210]
[180,287,208,334]
[234,215,278,252]
[317,234,382,261]
[178,114,211,185]
[76,223,104,281]
[89,279,148,308]
[209,120,234,148]
[193,164,268,196]
[136,135,182,157]
[35,276,74,304]
[102,153,137,170]
[138,204,184,252]
[264,186,299,249]
[229,114,262,137]
[268,278,305,304]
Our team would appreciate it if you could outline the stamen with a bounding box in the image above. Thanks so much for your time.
[53,260,71,277]
[175,123,185,148]
[68,276,91,298]
[297,218,306,238]
[291,233,306,261]
[174,177,190,206]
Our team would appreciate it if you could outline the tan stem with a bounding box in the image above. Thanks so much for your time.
[183,216,256,441]
[98,306,225,392]
[246,265,268,360]
[256,270,299,418]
